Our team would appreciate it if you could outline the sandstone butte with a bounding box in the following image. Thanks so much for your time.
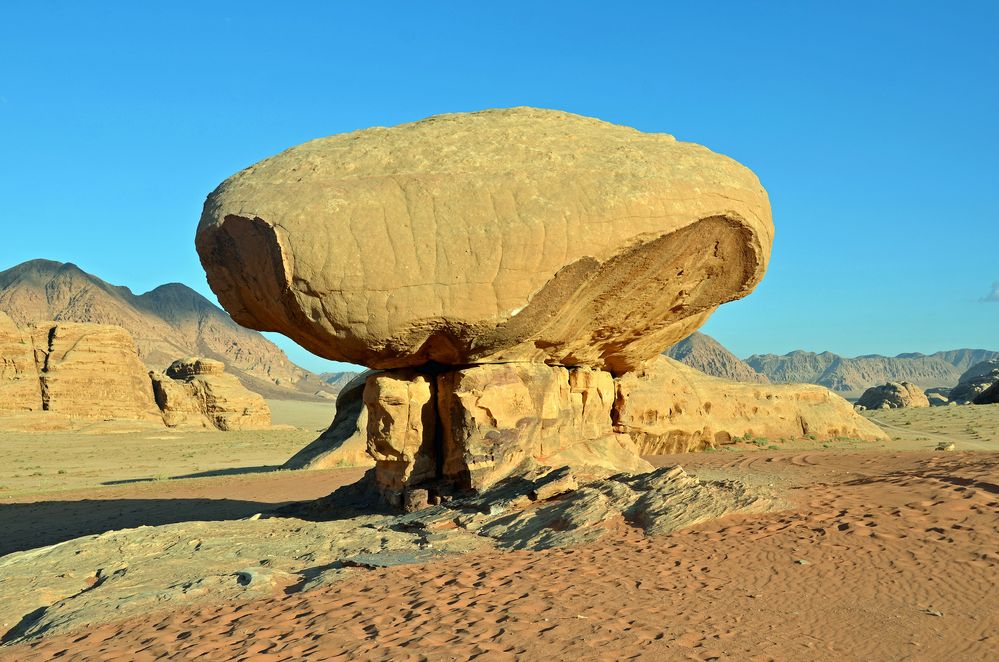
[196,107,886,508]
[0,311,270,431]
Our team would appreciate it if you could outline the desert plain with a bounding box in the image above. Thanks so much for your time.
[0,398,996,661]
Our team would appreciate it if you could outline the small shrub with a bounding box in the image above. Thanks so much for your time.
[766,444,780,450]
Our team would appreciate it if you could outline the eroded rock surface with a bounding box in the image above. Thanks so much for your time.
[855,381,930,410]
[283,372,374,470]
[150,358,271,430]
[28,322,161,421]
[614,357,887,453]
[0,312,42,412]
[197,107,773,373]
[949,363,999,404]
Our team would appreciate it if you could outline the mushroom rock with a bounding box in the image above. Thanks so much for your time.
[199,108,776,507]
[196,107,772,373]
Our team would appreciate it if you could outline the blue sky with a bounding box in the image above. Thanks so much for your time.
[1,2,996,373]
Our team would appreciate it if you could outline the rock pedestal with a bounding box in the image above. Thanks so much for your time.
[364,364,650,507]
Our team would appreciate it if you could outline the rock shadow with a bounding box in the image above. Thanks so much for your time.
[0,497,278,557]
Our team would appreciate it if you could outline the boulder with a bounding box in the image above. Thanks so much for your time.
[856,381,930,410]
[196,107,773,374]
[972,381,999,405]
[613,357,888,453]
[0,311,42,412]
[924,386,951,407]
[29,322,161,421]
[283,372,374,470]
[958,359,999,384]
[949,367,999,404]
[150,358,271,430]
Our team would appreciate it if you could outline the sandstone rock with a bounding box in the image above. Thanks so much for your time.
[29,322,161,421]
[364,370,438,499]
[925,387,951,407]
[196,107,773,373]
[958,359,999,384]
[437,363,647,492]
[0,259,324,400]
[949,366,999,404]
[856,382,930,409]
[0,311,42,412]
[972,381,999,405]
[150,357,271,430]
[613,357,888,453]
[283,372,374,470]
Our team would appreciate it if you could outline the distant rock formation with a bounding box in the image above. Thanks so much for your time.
[1,314,161,422]
[0,312,42,411]
[958,359,999,385]
[1,315,269,430]
[615,357,886,453]
[924,387,952,407]
[150,358,271,430]
[855,382,930,410]
[949,362,999,404]
[0,259,324,400]
[973,381,999,405]
[664,332,768,383]
[746,348,999,395]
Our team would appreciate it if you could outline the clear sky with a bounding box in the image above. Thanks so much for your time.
[2,2,996,373]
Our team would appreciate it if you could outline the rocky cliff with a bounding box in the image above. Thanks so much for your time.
[0,259,328,400]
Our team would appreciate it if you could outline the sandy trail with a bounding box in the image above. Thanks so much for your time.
[4,449,995,661]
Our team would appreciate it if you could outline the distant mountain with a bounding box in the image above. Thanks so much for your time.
[664,333,769,383]
[746,348,999,396]
[318,371,362,397]
[0,259,329,400]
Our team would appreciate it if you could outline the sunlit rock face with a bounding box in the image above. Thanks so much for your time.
[198,108,781,507]
[196,107,772,374]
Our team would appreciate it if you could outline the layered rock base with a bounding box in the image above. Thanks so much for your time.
[304,358,885,509]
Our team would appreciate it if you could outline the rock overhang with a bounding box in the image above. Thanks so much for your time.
[196,107,773,372]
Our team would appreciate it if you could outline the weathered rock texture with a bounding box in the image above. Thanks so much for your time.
[361,364,650,506]
[613,357,887,453]
[0,259,326,401]
[949,364,999,404]
[973,381,999,405]
[28,322,161,421]
[197,107,773,374]
[0,312,42,412]
[665,332,768,383]
[283,372,374,470]
[150,358,271,430]
[855,382,931,410]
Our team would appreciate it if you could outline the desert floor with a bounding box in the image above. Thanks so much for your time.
[1,402,997,660]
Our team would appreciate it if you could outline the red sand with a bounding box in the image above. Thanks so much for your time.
[3,450,997,661]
